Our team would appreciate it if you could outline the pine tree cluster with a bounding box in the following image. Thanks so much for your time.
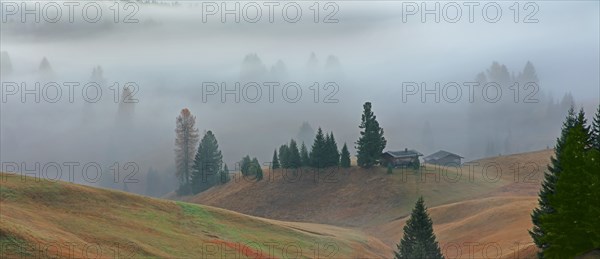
[272,129,351,169]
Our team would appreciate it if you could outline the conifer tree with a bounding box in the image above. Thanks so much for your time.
[300,142,310,167]
[356,102,387,168]
[310,128,327,168]
[272,150,280,169]
[191,130,223,194]
[251,157,263,181]
[395,197,443,259]
[530,107,576,256]
[279,144,290,168]
[340,143,351,168]
[539,108,598,258]
[240,155,252,176]
[288,139,302,168]
[325,132,340,167]
[592,105,600,151]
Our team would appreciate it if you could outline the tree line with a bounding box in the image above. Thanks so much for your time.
[272,129,351,169]
[173,101,388,195]
[272,101,386,170]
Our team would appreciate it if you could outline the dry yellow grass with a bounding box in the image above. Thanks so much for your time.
[1,149,556,258]
[0,173,389,258]
[186,149,555,258]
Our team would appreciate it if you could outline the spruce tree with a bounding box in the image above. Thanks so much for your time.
[326,132,340,167]
[310,128,327,168]
[340,143,351,168]
[539,109,597,258]
[395,197,443,259]
[592,105,600,151]
[356,102,387,168]
[251,157,263,181]
[288,139,302,168]
[530,107,576,256]
[272,150,280,169]
[240,155,252,176]
[279,144,290,168]
[191,130,223,194]
[300,142,310,167]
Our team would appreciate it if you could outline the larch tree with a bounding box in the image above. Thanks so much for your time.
[174,108,199,195]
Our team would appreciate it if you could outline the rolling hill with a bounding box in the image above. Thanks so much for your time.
[0,149,555,258]
[184,149,555,258]
[0,173,389,258]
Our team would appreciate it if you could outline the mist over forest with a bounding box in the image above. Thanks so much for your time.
[1,1,598,196]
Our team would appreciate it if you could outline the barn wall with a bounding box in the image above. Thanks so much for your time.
[429,156,461,166]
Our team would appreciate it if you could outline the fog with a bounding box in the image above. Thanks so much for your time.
[1,1,598,195]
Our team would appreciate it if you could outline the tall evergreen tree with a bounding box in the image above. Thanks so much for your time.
[300,142,310,167]
[251,157,263,181]
[395,197,443,259]
[530,107,576,256]
[279,144,290,168]
[191,130,223,194]
[592,105,600,151]
[325,132,340,167]
[356,102,387,168]
[272,150,280,169]
[340,143,351,168]
[240,155,252,176]
[539,108,598,258]
[288,139,302,168]
[310,128,327,168]
[174,108,199,195]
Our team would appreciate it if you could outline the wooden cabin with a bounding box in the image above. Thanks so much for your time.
[424,150,463,166]
[381,148,423,167]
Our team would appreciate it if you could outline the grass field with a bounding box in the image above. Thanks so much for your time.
[0,173,388,258]
[186,149,555,258]
[0,149,555,258]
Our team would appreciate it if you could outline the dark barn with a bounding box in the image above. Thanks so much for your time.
[381,149,423,168]
[424,150,464,166]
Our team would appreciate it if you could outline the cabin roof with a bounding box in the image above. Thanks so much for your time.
[383,149,423,158]
[424,150,463,161]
